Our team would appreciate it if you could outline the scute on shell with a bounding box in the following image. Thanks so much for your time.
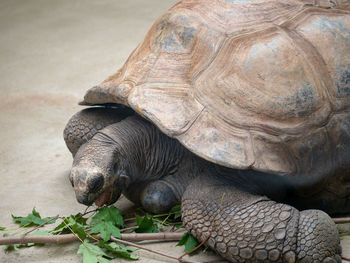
[81,0,350,178]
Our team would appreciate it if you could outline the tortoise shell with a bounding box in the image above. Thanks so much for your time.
[81,0,350,179]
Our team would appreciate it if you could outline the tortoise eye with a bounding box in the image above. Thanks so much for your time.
[87,174,104,193]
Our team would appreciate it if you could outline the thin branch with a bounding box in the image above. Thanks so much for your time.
[82,206,91,215]
[120,225,137,233]
[120,232,183,242]
[79,207,99,218]
[342,256,350,262]
[0,233,206,263]
[0,232,183,246]
[0,234,79,245]
[333,217,350,224]
[22,216,58,236]
[110,236,201,263]
[124,217,137,223]
[179,235,210,260]
[202,260,229,263]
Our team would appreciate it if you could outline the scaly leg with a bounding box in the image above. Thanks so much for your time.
[182,175,342,263]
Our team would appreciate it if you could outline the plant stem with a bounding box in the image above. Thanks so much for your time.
[0,232,184,245]
[342,256,350,262]
[120,225,137,233]
[22,216,58,236]
[333,217,350,224]
[110,236,201,263]
[179,235,210,260]
[124,217,136,223]
[80,207,99,218]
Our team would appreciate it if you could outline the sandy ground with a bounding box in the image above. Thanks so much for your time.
[0,0,350,262]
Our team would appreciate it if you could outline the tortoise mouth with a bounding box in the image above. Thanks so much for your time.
[94,186,121,207]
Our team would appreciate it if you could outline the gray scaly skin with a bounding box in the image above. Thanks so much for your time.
[182,175,341,262]
[64,107,133,156]
[67,110,201,212]
[64,107,342,262]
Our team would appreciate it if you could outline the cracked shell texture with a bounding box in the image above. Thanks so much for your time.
[81,0,350,178]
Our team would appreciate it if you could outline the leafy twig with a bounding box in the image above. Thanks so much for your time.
[79,207,99,218]
[1,206,210,262]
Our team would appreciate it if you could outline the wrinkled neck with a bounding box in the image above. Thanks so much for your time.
[73,133,119,175]
[100,115,188,184]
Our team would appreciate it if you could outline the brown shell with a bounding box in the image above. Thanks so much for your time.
[81,0,350,178]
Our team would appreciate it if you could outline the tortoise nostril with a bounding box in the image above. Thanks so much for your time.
[87,174,104,193]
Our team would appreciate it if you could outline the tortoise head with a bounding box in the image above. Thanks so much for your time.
[69,136,129,207]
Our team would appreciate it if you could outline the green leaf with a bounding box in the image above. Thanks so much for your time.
[2,233,18,251]
[77,240,113,263]
[50,213,88,235]
[71,223,87,240]
[89,207,122,242]
[135,214,142,226]
[91,207,124,227]
[134,214,159,233]
[3,243,20,252]
[177,232,199,254]
[32,229,51,236]
[0,227,6,231]
[11,208,58,227]
[174,223,183,229]
[99,241,138,260]
[89,221,121,242]
[31,208,41,218]
[170,205,182,220]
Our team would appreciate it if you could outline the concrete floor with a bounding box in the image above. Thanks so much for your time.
[0,0,350,262]
[0,0,221,262]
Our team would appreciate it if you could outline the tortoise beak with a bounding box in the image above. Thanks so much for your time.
[95,186,122,207]
[69,164,128,207]
[76,192,94,206]
[69,169,107,206]
[93,169,130,206]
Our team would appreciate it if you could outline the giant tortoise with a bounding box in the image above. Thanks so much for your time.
[64,0,350,262]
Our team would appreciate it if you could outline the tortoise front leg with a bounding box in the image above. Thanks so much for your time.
[182,175,342,263]
[123,179,179,214]
[123,166,197,214]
